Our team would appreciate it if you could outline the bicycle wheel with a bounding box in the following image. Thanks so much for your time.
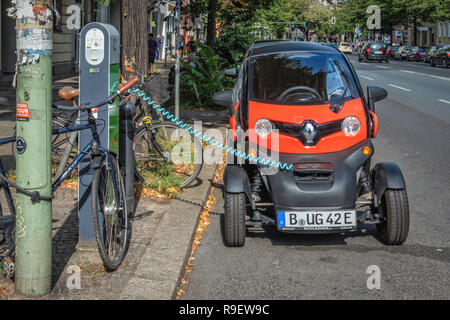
[91,153,130,271]
[134,122,203,188]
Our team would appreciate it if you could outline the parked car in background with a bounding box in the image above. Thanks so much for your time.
[394,46,414,60]
[430,45,449,67]
[423,46,441,63]
[338,42,353,54]
[358,42,389,63]
[388,45,399,58]
[407,47,428,61]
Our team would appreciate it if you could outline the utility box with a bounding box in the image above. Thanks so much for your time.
[78,23,120,242]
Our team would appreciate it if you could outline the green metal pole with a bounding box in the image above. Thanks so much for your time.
[12,0,53,296]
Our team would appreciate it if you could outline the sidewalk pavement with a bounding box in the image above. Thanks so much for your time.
[0,59,230,299]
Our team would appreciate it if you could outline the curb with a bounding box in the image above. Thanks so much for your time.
[119,164,217,300]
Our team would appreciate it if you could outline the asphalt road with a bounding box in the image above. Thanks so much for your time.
[181,53,450,300]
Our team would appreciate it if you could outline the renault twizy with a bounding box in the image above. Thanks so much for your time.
[214,41,409,247]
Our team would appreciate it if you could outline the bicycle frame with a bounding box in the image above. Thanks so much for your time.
[0,110,116,198]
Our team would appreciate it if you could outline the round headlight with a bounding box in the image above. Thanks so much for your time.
[342,117,361,136]
[255,119,274,138]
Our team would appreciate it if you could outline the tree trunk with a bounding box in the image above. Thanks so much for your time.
[207,0,218,47]
[121,0,148,74]
[413,16,417,46]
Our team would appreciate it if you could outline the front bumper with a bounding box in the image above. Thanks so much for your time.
[258,140,373,209]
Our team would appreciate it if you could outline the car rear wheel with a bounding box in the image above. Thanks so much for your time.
[431,58,436,67]
[223,192,246,247]
[376,189,410,246]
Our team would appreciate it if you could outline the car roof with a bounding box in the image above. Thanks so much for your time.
[248,40,338,57]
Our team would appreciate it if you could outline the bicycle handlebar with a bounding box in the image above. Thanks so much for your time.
[54,77,140,112]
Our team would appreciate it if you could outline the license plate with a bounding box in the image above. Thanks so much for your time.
[278,210,356,231]
[375,51,383,54]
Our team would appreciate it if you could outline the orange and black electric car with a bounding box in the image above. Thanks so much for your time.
[214,41,409,247]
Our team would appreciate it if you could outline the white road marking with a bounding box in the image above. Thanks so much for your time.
[376,66,390,69]
[400,69,417,74]
[438,99,450,104]
[360,76,374,80]
[427,74,450,81]
[392,68,449,81]
[389,84,411,92]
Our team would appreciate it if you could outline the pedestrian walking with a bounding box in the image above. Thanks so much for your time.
[148,33,158,75]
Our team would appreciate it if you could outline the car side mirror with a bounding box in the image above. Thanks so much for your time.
[224,68,237,78]
[213,90,235,116]
[367,86,388,112]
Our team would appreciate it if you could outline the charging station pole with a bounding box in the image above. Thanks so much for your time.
[14,0,53,296]
[78,23,120,243]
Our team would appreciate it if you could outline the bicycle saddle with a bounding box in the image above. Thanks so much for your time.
[58,86,80,100]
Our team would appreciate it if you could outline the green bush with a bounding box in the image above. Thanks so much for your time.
[215,23,257,68]
[180,43,232,109]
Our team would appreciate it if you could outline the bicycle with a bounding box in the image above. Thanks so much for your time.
[123,67,203,188]
[0,76,139,273]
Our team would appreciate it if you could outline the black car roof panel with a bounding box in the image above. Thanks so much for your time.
[248,41,338,57]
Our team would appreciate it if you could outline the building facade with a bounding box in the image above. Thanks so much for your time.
[392,21,450,47]
[0,0,115,79]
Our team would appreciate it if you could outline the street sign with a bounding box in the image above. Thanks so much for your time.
[355,28,361,35]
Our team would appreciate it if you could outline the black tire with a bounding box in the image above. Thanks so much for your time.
[91,153,130,271]
[358,55,362,62]
[376,189,409,246]
[431,58,436,67]
[223,192,246,247]
[134,122,203,188]
[386,59,390,63]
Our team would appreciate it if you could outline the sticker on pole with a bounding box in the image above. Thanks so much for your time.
[16,137,27,154]
[16,103,30,121]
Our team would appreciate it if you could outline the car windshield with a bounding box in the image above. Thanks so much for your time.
[249,52,354,105]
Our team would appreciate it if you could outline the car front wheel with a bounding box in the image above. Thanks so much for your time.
[376,189,410,246]
[223,192,247,247]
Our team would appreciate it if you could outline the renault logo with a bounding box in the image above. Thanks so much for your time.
[303,121,318,144]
